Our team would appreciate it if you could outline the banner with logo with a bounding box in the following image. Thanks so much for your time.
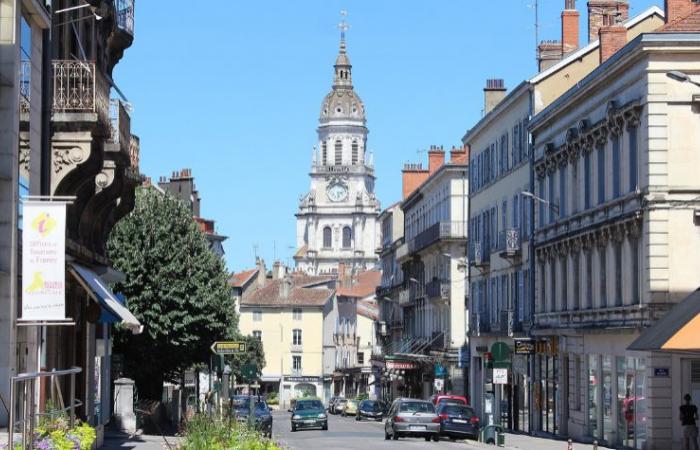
[22,202,66,320]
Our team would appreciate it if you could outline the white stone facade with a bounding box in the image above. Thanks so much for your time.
[295,35,380,275]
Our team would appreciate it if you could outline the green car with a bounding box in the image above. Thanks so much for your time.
[290,398,328,432]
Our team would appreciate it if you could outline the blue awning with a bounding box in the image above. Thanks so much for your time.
[69,263,142,334]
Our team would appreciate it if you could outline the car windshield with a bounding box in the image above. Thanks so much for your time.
[338,399,347,404]
[360,401,381,411]
[254,402,268,412]
[347,400,357,406]
[232,396,251,408]
[442,405,475,417]
[438,398,466,405]
[296,400,323,410]
[399,401,434,413]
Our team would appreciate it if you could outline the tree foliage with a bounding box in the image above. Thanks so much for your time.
[107,187,237,399]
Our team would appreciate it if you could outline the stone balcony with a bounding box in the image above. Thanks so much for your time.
[533,302,673,331]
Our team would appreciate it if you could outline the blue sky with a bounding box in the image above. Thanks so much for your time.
[114,0,660,272]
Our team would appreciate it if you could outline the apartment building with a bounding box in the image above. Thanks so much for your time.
[529,2,700,447]
[463,0,663,432]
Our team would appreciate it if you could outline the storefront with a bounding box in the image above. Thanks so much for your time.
[279,375,323,408]
[533,337,559,436]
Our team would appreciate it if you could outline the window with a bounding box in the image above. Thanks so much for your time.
[335,139,342,165]
[322,141,327,165]
[572,161,579,214]
[614,241,623,306]
[548,174,556,224]
[539,262,546,313]
[358,352,364,365]
[584,152,591,209]
[352,140,359,164]
[500,135,507,174]
[597,145,606,205]
[599,246,607,307]
[253,310,262,321]
[293,329,302,345]
[513,194,520,229]
[538,178,545,228]
[586,251,593,309]
[573,252,580,310]
[323,226,332,248]
[342,226,352,248]
[561,255,568,312]
[630,236,639,304]
[629,126,638,192]
[559,166,567,217]
[293,308,302,320]
[292,355,302,371]
[502,200,507,230]
[252,330,262,340]
[612,134,621,198]
[550,261,557,313]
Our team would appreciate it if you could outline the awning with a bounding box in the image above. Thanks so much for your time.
[69,263,143,335]
[628,288,700,351]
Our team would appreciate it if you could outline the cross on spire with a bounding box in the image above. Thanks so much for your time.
[338,10,349,43]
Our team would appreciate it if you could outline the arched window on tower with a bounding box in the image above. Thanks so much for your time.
[335,140,342,165]
[351,140,359,165]
[323,227,332,249]
[342,227,352,249]
[321,141,327,165]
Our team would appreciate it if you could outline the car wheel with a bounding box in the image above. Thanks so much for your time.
[322,422,328,431]
[432,435,439,442]
[384,430,390,440]
[392,429,399,440]
[291,424,296,432]
[450,437,456,442]
[356,415,360,421]
[424,436,431,442]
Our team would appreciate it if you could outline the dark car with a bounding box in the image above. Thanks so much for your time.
[436,403,480,441]
[328,396,342,413]
[231,397,273,437]
[357,400,384,421]
[290,398,328,432]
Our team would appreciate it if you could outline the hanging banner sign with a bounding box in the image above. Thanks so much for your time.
[21,202,66,320]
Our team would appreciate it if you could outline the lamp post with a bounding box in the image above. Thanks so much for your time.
[666,70,700,88]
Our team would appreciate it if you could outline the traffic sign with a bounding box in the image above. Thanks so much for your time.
[210,341,246,355]
[241,363,257,381]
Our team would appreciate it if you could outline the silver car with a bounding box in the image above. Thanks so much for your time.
[384,398,440,441]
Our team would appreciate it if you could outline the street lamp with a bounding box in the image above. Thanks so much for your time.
[521,190,559,216]
[666,71,700,88]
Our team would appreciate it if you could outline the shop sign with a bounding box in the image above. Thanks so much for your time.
[361,366,372,374]
[493,368,508,385]
[514,338,535,355]
[535,337,558,355]
[386,360,416,370]
[434,378,444,391]
[434,363,447,377]
[21,202,66,321]
[654,367,670,377]
[284,376,322,382]
[491,342,511,363]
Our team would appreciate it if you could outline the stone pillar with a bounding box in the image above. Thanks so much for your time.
[113,378,137,434]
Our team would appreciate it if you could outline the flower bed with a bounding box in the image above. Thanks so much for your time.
[178,414,281,450]
[0,422,96,450]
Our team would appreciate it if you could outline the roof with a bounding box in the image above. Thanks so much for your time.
[229,269,258,288]
[357,299,379,321]
[241,274,335,307]
[660,6,700,32]
[336,270,381,298]
[628,288,700,351]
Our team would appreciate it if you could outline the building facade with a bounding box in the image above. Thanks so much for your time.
[295,29,380,275]
[529,4,700,447]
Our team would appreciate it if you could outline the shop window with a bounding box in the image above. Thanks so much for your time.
[588,355,600,438]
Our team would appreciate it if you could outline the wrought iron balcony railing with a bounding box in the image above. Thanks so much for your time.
[116,0,135,35]
[497,228,522,257]
[52,60,110,125]
[470,312,491,336]
[426,279,450,300]
[20,60,30,114]
[469,241,489,268]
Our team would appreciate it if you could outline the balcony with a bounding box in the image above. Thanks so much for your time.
[409,221,467,255]
[20,60,30,114]
[430,331,448,350]
[426,279,450,300]
[470,241,489,269]
[116,0,135,35]
[109,99,131,154]
[497,228,521,258]
[52,60,110,125]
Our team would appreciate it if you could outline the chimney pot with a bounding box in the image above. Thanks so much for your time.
[588,1,629,43]
[562,0,580,55]
[483,79,507,114]
[599,24,627,64]
[665,0,700,24]
[428,146,445,175]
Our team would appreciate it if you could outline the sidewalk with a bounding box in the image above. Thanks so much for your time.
[498,432,615,450]
[101,431,182,450]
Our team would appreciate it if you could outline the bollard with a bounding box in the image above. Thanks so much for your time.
[593,440,598,450]
[567,438,573,450]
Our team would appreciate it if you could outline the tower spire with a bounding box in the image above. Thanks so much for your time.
[334,10,353,89]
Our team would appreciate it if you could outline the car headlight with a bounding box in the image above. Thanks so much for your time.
[292,415,301,420]
[318,413,327,419]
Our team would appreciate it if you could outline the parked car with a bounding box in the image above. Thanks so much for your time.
[342,399,358,417]
[290,398,328,432]
[431,394,469,407]
[436,403,479,441]
[357,400,384,421]
[384,398,440,441]
[334,398,348,415]
[328,396,342,413]
[231,397,273,437]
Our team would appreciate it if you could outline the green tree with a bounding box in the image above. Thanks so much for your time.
[107,187,237,399]
[226,335,266,382]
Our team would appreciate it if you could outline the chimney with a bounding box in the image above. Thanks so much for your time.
[562,0,580,55]
[401,163,429,200]
[599,24,626,64]
[588,1,629,43]
[272,261,286,280]
[483,79,506,115]
[450,145,470,165]
[256,257,266,288]
[665,0,700,24]
[538,41,564,72]
[280,273,292,299]
[428,145,445,175]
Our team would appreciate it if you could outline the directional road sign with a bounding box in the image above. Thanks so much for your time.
[210,341,246,355]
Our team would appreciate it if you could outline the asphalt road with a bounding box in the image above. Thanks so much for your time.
[271,411,483,450]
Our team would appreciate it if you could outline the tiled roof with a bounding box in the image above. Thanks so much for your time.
[229,269,258,288]
[241,275,334,307]
[660,7,700,32]
[336,270,381,298]
[357,299,379,321]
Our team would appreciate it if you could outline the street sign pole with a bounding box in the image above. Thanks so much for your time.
[248,382,254,429]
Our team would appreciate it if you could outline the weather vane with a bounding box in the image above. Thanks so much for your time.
[338,10,349,40]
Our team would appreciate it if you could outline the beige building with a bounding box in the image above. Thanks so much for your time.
[529,2,700,448]
[237,267,335,408]
[463,1,663,433]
